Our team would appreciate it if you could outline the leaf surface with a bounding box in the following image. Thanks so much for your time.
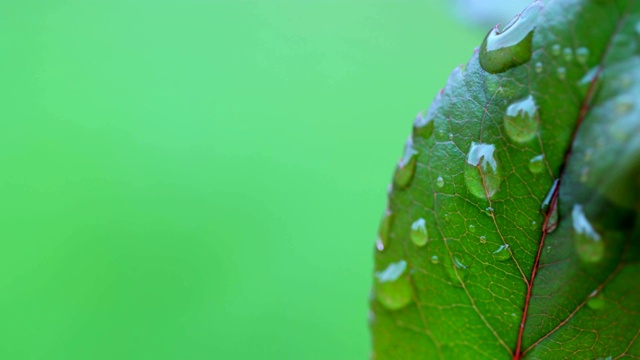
[370,1,640,359]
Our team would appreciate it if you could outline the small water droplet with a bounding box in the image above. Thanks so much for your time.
[478,2,541,74]
[531,221,538,229]
[562,47,573,62]
[479,235,486,243]
[540,179,559,214]
[410,218,429,247]
[576,47,589,64]
[374,260,413,310]
[551,44,561,56]
[557,67,566,80]
[587,290,605,310]
[580,166,589,183]
[449,133,454,141]
[413,111,434,138]
[504,95,539,143]
[394,138,419,188]
[436,176,445,188]
[437,129,447,141]
[445,254,470,287]
[541,179,559,233]
[464,142,501,199]
[493,244,511,261]
[546,245,552,254]
[534,61,543,73]
[485,207,495,216]
[376,210,393,251]
[469,224,476,233]
[572,204,604,263]
[529,154,545,173]
[430,255,440,264]
[577,66,600,97]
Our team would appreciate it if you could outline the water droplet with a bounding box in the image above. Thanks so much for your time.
[572,204,604,263]
[479,236,486,243]
[576,47,589,64]
[551,44,561,56]
[413,111,434,138]
[410,218,429,247]
[444,254,469,287]
[374,260,413,310]
[531,221,538,229]
[436,176,445,188]
[587,290,605,310]
[493,244,511,261]
[430,255,440,264]
[577,66,600,97]
[562,47,573,62]
[546,245,552,254]
[535,61,543,73]
[376,210,393,251]
[437,129,447,141]
[478,1,542,74]
[557,67,566,80]
[394,138,419,188]
[529,154,545,173]
[469,224,476,233]
[485,207,495,216]
[464,142,501,199]
[540,179,559,214]
[504,95,539,143]
[580,166,589,183]
[449,133,454,141]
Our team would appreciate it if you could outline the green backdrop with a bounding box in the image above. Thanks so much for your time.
[1,1,478,358]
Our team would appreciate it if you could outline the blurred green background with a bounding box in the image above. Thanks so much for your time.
[0,1,501,358]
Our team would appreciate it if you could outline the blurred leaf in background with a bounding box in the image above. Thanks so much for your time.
[0,0,482,359]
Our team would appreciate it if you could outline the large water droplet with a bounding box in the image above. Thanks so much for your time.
[376,210,393,251]
[551,44,561,56]
[374,260,413,310]
[464,142,501,199]
[394,138,419,188]
[413,111,434,138]
[493,244,511,261]
[504,95,539,143]
[587,290,605,310]
[529,154,544,173]
[572,204,604,263]
[562,47,573,62]
[478,1,542,74]
[436,176,445,188]
[410,218,429,247]
[576,47,589,64]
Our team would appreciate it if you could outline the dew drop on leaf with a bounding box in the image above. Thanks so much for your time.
[478,1,541,74]
[436,176,445,188]
[413,111,434,138]
[534,61,543,73]
[504,95,539,143]
[551,43,561,56]
[374,260,413,310]
[562,47,573,62]
[587,290,605,310]
[469,224,476,233]
[376,210,393,251]
[444,254,469,287]
[572,204,604,263]
[492,244,511,261]
[410,218,429,247]
[546,245,552,254]
[394,138,419,188]
[531,221,538,229]
[464,142,502,199]
[576,47,589,64]
[479,235,486,243]
[485,207,495,216]
[557,66,567,80]
[529,154,544,173]
[541,179,559,233]
[430,255,440,265]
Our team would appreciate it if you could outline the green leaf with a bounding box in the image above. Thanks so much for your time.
[370,1,640,359]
